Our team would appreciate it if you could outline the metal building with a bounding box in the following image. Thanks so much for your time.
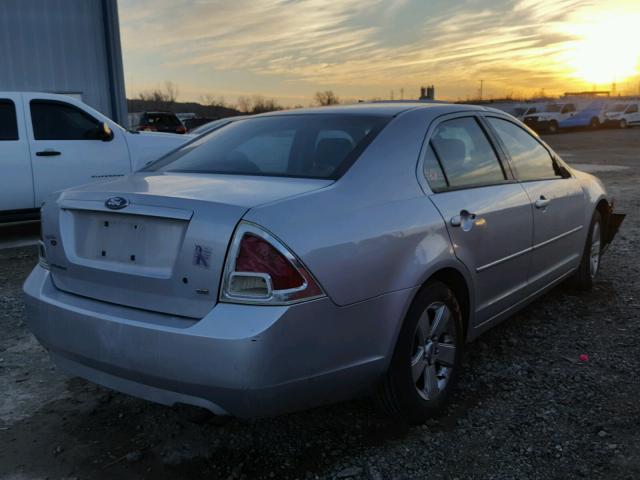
[0,0,127,124]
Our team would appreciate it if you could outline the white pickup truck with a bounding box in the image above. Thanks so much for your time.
[0,92,192,222]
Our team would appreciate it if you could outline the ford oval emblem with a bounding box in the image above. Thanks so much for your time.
[105,196,129,210]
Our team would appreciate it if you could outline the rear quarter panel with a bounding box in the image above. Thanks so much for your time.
[244,109,472,308]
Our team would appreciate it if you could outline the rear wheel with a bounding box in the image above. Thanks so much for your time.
[619,119,628,129]
[548,120,558,134]
[377,281,463,424]
[571,210,602,291]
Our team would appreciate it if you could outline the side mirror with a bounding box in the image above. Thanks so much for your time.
[98,122,114,141]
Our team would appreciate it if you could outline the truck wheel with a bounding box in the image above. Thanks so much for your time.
[571,210,602,291]
[548,121,558,133]
[377,281,463,424]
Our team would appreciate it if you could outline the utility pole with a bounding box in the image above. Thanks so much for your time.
[390,90,394,100]
[400,88,404,100]
[479,80,484,101]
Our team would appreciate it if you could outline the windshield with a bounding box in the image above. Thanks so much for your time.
[608,104,628,112]
[524,107,537,115]
[544,104,562,113]
[146,114,388,179]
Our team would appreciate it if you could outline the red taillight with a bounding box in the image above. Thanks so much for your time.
[176,125,187,134]
[236,234,304,290]
[221,223,324,304]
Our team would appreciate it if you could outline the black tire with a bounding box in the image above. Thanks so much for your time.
[377,281,463,424]
[619,119,627,129]
[548,120,558,134]
[571,210,603,291]
[590,117,600,129]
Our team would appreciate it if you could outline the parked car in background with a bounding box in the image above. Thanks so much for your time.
[25,103,623,422]
[0,92,192,222]
[558,100,607,131]
[523,102,577,133]
[129,111,187,134]
[513,104,541,120]
[604,102,640,128]
[176,112,196,123]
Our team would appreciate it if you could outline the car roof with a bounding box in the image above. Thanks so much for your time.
[251,101,491,119]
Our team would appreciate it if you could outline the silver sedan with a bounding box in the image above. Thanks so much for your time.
[24,103,624,422]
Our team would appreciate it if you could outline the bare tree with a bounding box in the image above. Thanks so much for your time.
[164,81,179,104]
[137,81,180,110]
[251,95,282,114]
[314,90,340,106]
[200,94,227,108]
[235,95,282,114]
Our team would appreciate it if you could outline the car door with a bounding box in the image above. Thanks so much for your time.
[484,116,585,291]
[626,103,640,125]
[421,115,534,326]
[0,93,34,213]
[25,96,130,206]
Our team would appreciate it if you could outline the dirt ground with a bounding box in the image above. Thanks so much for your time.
[0,128,639,480]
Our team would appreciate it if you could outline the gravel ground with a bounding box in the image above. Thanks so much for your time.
[0,129,639,479]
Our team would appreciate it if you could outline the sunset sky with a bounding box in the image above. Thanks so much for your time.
[119,0,640,106]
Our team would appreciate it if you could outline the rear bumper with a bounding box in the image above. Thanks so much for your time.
[23,267,412,418]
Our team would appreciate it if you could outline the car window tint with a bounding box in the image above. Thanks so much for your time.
[147,114,387,179]
[422,143,447,191]
[30,101,100,140]
[235,130,295,174]
[0,100,18,140]
[146,113,180,127]
[430,117,505,189]
[487,117,562,181]
[627,104,638,114]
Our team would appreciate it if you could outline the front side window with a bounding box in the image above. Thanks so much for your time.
[487,117,563,181]
[147,114,387,179]
[627,104,638,114]
[0,100,18,140]
[31,101,100,140]
[429,117,506,189]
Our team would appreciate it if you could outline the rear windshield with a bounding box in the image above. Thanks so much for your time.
[544,104,562,112]
[144,113,181,127]
[145,114,388,179]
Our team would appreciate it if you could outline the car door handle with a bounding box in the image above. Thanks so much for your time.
[450,209,478,231]
[36,150,61,157]
[535,196,551,209]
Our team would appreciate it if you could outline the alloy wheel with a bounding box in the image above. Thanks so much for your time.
[410,302,457,401]
[590,221,601,278]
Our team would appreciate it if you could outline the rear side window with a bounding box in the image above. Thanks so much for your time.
[429,117,506,189]
[147,114,388,179]
[0,100,18,140]
[30,100,100,140]
[487,117,562,181]
[422,144,448,191]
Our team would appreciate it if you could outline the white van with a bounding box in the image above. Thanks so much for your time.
[604,102,640,128]
[522,102,577,133]
[0,92,192,222]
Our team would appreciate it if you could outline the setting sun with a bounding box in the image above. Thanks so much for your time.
[564,11,640,85]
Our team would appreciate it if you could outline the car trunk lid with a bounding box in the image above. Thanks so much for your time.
[44,173,332,318]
